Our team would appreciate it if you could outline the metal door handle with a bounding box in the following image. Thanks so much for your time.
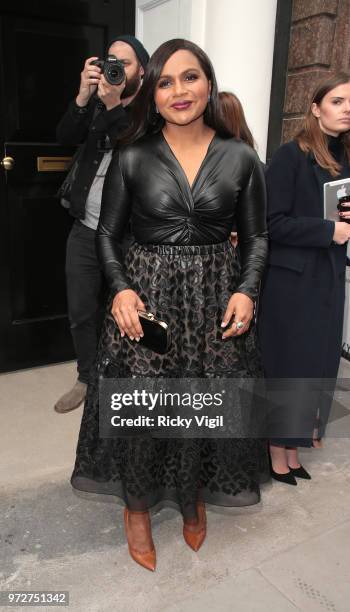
[1,156,14,170]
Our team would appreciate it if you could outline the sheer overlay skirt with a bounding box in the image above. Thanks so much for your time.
[71,241,269,519]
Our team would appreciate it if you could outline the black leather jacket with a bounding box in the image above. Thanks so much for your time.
[97,132,268,300]
[56,98,131,219]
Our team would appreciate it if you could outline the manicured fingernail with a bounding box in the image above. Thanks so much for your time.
[135,337,140,342]
[221,322,227,328]
[130,336,134,341]
[121,331,125,337]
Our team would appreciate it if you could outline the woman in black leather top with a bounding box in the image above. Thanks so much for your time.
[258,73,350,485]
[71,39,269,571]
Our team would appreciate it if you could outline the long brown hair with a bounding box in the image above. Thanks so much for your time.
[218,91,255,148]
[118,39,231,147]
[295,72,350,176]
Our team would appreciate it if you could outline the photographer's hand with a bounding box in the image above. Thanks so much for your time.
[76,57,101,107]
[97,75,126,110]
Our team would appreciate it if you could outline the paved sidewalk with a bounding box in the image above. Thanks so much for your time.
[0,361,350,612]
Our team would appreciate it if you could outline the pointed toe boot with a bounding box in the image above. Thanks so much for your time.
[124,508,156,572]
[183,502,207,552]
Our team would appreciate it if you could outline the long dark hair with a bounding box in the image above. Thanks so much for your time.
[295,72,350,176]
[218,91,255,148]
[118,38,231,146]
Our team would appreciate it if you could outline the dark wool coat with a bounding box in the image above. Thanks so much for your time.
[258,138,349,442]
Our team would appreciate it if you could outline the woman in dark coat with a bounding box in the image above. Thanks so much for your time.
[258,72,350,484]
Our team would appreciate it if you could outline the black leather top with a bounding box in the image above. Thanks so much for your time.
[97,132,268,299]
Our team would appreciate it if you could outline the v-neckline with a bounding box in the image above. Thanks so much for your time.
[160,131,217,192]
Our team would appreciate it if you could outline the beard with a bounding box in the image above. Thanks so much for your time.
[121,71,142,99]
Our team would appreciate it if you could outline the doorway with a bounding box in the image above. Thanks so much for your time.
[0,0,135,372]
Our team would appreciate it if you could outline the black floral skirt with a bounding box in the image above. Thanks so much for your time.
[71,241,269,520]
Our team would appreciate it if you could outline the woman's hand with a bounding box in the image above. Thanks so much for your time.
[111,289,146,341]
[338,204,350,224]
[333,221,350,245]
[221,292,254,339]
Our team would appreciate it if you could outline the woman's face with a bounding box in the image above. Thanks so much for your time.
[312,83,350,136]
[154,49,211,127]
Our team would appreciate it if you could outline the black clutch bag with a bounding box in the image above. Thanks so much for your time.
[137,311,172,355]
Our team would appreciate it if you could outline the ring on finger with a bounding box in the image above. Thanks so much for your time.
[236,321,244,330]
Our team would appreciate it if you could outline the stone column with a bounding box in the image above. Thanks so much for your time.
[283,0,350,141]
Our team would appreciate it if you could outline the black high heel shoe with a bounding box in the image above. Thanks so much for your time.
[288,465,311,480]
[269,454,297,486]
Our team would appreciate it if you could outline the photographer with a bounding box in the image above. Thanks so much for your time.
[55,35,149,413]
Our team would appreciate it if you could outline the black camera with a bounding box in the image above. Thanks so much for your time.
[91,54,125,86]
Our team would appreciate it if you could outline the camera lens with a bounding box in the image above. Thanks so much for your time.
[107,66,123,84]
[104,60,125,85]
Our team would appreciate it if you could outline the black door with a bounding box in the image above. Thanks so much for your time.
[0,0,135,372]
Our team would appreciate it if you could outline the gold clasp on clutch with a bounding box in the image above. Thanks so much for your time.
[138,310,168,330]
[138,310,155,321]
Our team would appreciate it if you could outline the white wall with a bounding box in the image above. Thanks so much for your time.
[136,0,192,55]
[135,0,277,161]
[202,0,277,161]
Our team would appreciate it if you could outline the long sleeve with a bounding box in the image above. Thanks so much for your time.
[56,98,129,148]
[56,99,94,146]
[235,158,268,300]
[266,143,334,248]
[94,104,130,147]
[96,151,132,294]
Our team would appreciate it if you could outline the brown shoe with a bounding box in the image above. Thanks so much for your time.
[124,508,156,572]
[183,502,207,552]
[54,381,87,413]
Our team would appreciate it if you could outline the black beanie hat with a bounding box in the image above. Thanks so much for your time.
[108,35,149,69]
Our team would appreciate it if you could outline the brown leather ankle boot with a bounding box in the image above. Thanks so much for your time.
[124,508,156,571]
